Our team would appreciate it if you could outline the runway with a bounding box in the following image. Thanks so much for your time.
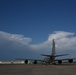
[0,64,76,75]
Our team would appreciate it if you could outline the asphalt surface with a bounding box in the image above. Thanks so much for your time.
[0,64,76,75]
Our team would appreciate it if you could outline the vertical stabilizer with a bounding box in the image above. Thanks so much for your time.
[51,39,55,56]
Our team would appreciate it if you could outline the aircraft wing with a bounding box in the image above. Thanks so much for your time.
[16,58,44,62]
[55,58,76,64]
[55,58,76,61]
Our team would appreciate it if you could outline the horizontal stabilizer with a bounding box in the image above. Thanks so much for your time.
[55,54,69,57]
[41,54,68,57]
[41,54,52,57]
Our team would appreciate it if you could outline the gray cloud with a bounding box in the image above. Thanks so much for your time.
[0,31,76,60]
[30,31,76,51]
[0,31,32,45]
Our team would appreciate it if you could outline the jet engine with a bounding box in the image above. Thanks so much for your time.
[68,59,73,63]
[25,60,28,64]
[58,60,62,64]
[33,60,37,64]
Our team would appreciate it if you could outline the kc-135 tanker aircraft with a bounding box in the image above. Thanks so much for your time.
[16,39,76,64]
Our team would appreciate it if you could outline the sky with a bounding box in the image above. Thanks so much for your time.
[0,0,76,61]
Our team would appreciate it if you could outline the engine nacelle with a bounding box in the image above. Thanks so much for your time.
[33,60,37,64]
[68,59,73,63]
[58,60,62,64]
[25,60,28,64]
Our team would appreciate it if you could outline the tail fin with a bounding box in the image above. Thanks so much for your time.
[41,39,55,57]
[51,39,55,56]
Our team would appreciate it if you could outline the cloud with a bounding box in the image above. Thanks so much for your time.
[48,31,74,41]
[48,31,76,50]
[0,31,76,60]
[0,31,32,45]
[30,31,76,51]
